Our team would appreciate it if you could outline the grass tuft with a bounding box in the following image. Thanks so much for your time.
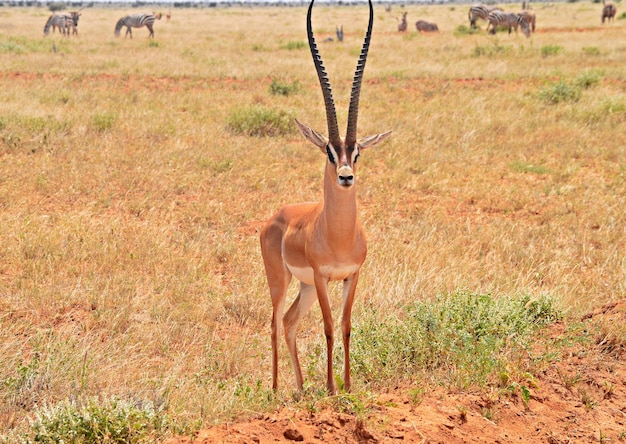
[279,40,306,50]
[454,24,481,36]
[541,44,563,58]
[227,105,295,137]
[471,41,512,57]
[538,80,581,104]
[269,78,300,96]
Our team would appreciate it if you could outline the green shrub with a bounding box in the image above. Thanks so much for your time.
[91,113,116,132]
[227,106,295,137]
[454,24,481,36]
[582,46,601,56]
[539,80,581,104]
[0,36,48,55]
[349,291,560,389]
[22,397,170,444]
[541,44,563,57]
[575,70,602,89]
[471,41,511,57]
[269,78,300,96]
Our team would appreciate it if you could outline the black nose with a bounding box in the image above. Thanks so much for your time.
[339,175,354,183]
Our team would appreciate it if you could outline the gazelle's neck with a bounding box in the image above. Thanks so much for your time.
[321,162,359,243]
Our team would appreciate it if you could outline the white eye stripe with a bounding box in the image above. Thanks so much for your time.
[351,148,360,164]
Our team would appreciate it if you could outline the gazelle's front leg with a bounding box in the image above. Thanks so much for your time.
[341,271,360,392]
[314,272,336,394]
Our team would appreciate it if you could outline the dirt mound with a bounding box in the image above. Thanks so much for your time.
[166,302,626,443]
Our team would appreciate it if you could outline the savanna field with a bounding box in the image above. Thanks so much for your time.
[0,2,625,442]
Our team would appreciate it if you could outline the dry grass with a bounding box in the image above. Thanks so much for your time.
[0,2,625,439]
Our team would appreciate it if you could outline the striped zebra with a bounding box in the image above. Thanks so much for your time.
[415,20,439,32]
[602,1,616,23]
[517,11,536,33]
[468,4,501,29]
[487,10,531,37]
[44,11,80,37]
[114,13,162,39]
[397,12,408,32]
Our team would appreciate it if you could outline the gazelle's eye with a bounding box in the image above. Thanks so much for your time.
[326,146,336,164]
[354,152,360,163]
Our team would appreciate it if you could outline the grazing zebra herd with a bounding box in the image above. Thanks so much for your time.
[487,10,532,37]
[468,4,534,37]
[43,12,164,38]
[44,10,81,36]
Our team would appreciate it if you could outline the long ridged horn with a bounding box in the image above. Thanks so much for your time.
[345,0,374,147]
[307,0,341,148]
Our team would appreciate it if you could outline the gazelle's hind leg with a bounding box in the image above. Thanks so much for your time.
[266,264,291,391]
[283,282,317,391]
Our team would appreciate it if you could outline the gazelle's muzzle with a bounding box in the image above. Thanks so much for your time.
[337,165,355,187]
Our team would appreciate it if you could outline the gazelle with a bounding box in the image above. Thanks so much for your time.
[260,0,391,395]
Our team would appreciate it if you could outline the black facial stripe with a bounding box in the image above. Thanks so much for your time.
[326,145,336,164]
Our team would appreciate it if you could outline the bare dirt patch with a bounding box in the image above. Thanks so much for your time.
[165,302,626,443]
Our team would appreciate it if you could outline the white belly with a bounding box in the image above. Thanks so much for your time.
[285,262,360,284]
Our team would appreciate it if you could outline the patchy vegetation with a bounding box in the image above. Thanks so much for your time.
[0,3,624,443]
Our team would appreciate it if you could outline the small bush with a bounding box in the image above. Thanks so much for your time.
[92,113,116,132]
[269,78,300,96]
[601,98,626,114]
[582,46,601,56]
[454,25,481,36]
[22,397,170,444]
[541,45,563,57]
[575,70,602,89]
[227,106,295,137]
[539,80,581,104]
[349,291,560,389]
[471,41,511,57]
[617,11,626,20]
[0,36,48,55]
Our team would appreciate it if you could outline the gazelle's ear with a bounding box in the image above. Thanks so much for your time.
[295,119,328,152]
[357,130,392,150]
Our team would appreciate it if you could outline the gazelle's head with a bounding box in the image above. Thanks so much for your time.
[296,0,391,189]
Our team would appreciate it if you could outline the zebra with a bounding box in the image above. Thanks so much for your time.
[44,13,72,36]
[397,12,407,32]
[114,13,162,39]
[517,10,536,33]
[336,25,344,42]
[61,11,81,36]
[487,10,531,37]
[415,20,439,32]
[468,4,501,29]
[602,1,616,23]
